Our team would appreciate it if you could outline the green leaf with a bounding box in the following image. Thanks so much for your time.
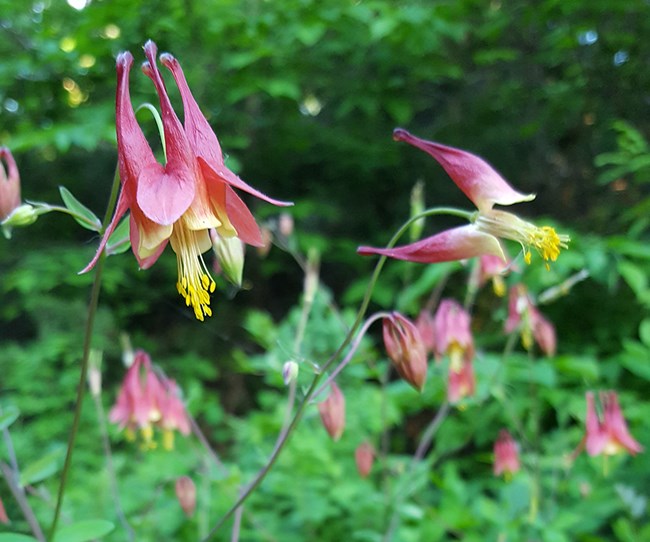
[640,318,650,348]
[53,520,115,542]
[0,535,40,542]
[0,405,20,430]
[59,186,102,232]
[617,260,648,299]
[19,446,65,487]
[106,217,131,256]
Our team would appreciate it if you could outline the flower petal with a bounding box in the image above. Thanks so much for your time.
[393,128,535,212]
[129,211,169,269]
[139,41,196,224]
[159,52,292,207]
[357,224,505,263]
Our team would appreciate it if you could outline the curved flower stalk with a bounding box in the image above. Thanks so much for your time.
[358,129,569,269]
[82,41,291,320]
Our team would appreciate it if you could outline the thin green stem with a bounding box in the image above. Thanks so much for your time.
[201,206,470,540]
[48,167,121,538]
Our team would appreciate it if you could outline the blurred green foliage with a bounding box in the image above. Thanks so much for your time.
[1,0,650,541]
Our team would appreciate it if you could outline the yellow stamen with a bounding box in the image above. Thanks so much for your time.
[476,210,570,269]
[448,343,465,372]
[171,224,217,321]
[162,429,175,451]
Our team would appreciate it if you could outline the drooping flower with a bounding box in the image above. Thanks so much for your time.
[355,442,375,478]
[0,147,20,222]
[478,253,510,297]
[432,299,476,402]
[432,300,474,365]
[82,41,291,320]
[318,382,345,441]
[109,350,190,450]
[175,476,197,518]
[383,312,428,392]
[447,358,476,403]
[0,147,37,239]
[358,129,569,270]
[505,284,556,356]
[582,391,643,457]
[493,429,521,477]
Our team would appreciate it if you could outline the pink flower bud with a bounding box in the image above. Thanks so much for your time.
[493,430,520,477]
[282,361,299,385]
[318,382,345,441]
[355,442,375,478]
[175,476,197,517]
[383,312,428,392]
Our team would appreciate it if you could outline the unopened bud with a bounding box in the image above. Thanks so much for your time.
[174,476,197,517]
[282,361,299,385]
[211,229,245,287]
[304,249,320,305]
[1,204,38,238]
[355,442,375,478]
[318,382,345,441]
[256,227,273,258]
[278,212,294,237]
[87,349,103,397]
[383,312,428,392]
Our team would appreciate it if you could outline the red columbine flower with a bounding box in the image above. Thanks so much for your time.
[175,476,197,518]
[505,284,556,356]
[432,299,476,402]
[358,129,569,269]
[83,41,290,320]
[582,391,643,457]
[383,312,428,392]
[493,429,521,477]
[318,382,346,441]
[109,350,190,450]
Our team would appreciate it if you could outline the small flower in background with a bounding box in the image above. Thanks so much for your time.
[432,300,475,402]
[383,312,428,392]
[318,382,345,441]
[82,41,291,320]
[505,284,556,356]
[0,147,37,239]
[415,309,436,354]
[358,129,569,269]
[282,360,299,385]
[447,358,475,403]
[582,391,643,457]
[478,253,510,297]
[493,430,520,478]
[355,442,375,478]
[432,300,474,365]
[175,476,197,518]
[278,212,294,237]
[109,350,190,450]
[0,495,9,524]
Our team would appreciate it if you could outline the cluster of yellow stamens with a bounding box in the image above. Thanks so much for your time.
[171,225,217,321]
[476,210,570,270]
